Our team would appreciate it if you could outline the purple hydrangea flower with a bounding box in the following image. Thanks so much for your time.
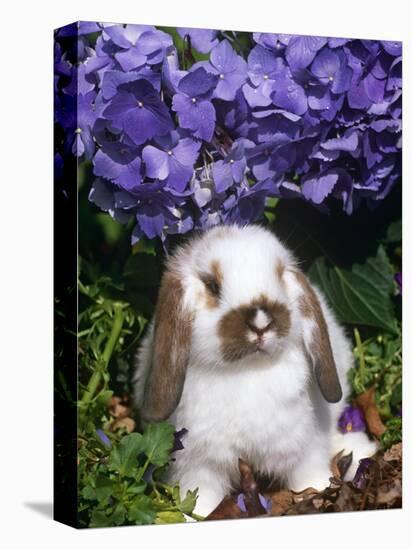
[103,24,172,71]
[172,68,218,141]
[204,39,248,101]
[338,405,366,433]
[54,24,402,243]
[143,131,201,191]
[103,79,174,145]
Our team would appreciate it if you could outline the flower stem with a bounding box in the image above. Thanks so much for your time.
[81,305,124,405]
[354,328,366,386]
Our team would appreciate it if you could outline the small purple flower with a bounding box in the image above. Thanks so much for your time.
[235,492,271,513]
[352,458,373,489]
[172,68,218,141]
[103,79,174,145]
[96,429,112,448]
[205,39,247,101]
[338,405,366,434]
[142,131,200,192]
[243,45,286,108]
[310,48,353,94]
[103,24,172,71]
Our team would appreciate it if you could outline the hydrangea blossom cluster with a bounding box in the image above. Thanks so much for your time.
[54,22,402,242]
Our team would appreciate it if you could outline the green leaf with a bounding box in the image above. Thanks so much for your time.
[109,432,144,477]
[111,503,127,525]
[89,509,111,528]
[383,219,402,243]
[154,511,186,524]
[390,382,402,408]
[308,246,398,334]
[179,489,198,514]
[81,484,96,501]
[141,422,175,466]
[128,495,156,525]
[95,474,116,501]
[126,481,147,495]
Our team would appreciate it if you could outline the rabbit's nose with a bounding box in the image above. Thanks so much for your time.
[247,308,272,335]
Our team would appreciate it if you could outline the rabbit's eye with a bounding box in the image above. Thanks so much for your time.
[202,277,221,298]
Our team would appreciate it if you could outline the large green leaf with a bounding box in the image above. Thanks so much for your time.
[109,433,144,477]
[128,496,156,525]
[308,246,397,334]
[141,422,175,466]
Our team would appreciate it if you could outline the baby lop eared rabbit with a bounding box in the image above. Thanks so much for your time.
[134,224,376,517]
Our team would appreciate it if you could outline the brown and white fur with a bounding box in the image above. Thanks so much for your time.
[133,224,377,517]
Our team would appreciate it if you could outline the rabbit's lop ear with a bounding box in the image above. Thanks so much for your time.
[294,271,342,403]
[142,270,192,422]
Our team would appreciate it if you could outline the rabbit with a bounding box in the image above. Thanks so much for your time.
[133,224,377,517]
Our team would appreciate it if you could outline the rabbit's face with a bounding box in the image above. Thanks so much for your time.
[141,224,342,422]
[185,225,298,366]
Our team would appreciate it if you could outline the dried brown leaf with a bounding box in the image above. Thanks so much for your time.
[267,490,294,516]
[334,482,357,512]
[109,417,136,433]
[331,450,353,480]
[376,479,402,506]
[383,442,402,462]
[355,387,386,437]
[206,496,245,521]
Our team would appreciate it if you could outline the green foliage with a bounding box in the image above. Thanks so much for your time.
[80,422,198,527]
[77,258,199,527]
[309,246,398,334]
[349,329,402,448]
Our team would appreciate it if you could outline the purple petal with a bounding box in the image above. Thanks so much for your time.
[272,77,307,115]
[96,429,111,448]
[322,131,358,152]
[311,49,340,80]
[173,138,201,166]
[302,171,339,203]
[210,39,238,73]
[167,158,194,192]
[213,160,233,192]
[115,47,147,71]
[236,493,247,513]
[142,145,170,180]
[177,28,219,53]
[242,82,273,108]
[178,67,218,97]
[286,36,327,70]
[93,149,142,191]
